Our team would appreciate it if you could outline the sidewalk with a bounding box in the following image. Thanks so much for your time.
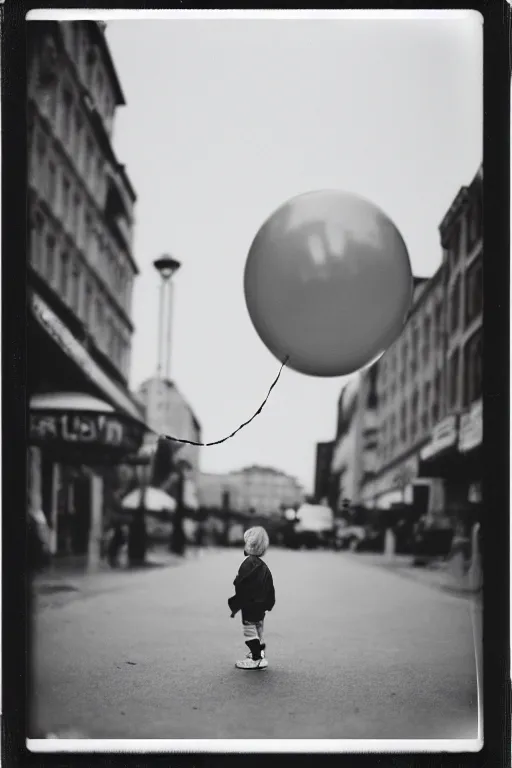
[343,551,483,602]
[31,546,217,610]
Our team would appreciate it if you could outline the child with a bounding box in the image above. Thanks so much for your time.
[228,526,276,670]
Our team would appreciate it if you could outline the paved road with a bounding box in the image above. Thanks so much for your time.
[29,548,479,740]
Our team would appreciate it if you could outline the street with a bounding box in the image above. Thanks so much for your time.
[29,548,479,741]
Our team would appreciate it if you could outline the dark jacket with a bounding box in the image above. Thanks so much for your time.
[228,555,276,623]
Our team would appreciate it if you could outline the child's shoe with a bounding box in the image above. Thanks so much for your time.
[245,649,265,660]
[236,657,268,670]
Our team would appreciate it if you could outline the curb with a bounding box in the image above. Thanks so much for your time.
[342,553,482,602]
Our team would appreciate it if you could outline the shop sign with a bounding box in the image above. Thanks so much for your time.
[420,415,458,461]
[30,411,142,455]
[373,455,419,498]
[459,400,482,453]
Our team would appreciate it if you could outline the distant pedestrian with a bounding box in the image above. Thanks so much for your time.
[228,526,275,670]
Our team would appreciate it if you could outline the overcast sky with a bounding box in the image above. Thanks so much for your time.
[104,13,482,491]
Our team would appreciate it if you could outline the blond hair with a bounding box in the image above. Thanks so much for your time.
[244,526,269,557]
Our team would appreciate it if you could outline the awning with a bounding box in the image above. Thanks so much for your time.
[29,391,146,459]
[30,292,144,423]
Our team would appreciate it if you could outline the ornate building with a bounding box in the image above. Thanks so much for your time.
[27,21,146,563]
[198,466,304,516]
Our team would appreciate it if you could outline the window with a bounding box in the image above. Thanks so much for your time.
[73,193,82,240]
[74,110,83,165]
[400,403,407,444]
[449,276,461,334]
[411,327,419,375]
[31,211,45,271]
[401,342,408,385]
[85,136,94,182]
[62,89,73,143]
[62,176,71,223]
[48,161,57,205]
[464,330,482,406]
[468,191,483,249]
[432,371,442,423]
[422,315,431,363]
[84,212,92,250]
[465,258,483,327]
[46,234,56,283]
[435,301,443,345]
[60,251,69,299]
[86,47,97,89]
[71,260,81,313]
[449,220,461,269]
[96,297,104,331]
[448,349,460,410]
[422,381,431,431]
[84,281,93,326]
[411,389,419,440]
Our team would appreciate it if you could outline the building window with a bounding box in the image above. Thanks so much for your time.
[46,234,56,283]
[71,260,81,313]
[464,330,482,406]
[448,349,460,410]
[84,281,93,326]
[73,192,82,240]
[85,136,94,182]
[422,315,431,363]
[411,327,419,376]
[48,160,57,205]
[468,191,483,249]
[434,301,443,345]
[432,371,442,423]
[465,258,483,327]
[60,251,69,299]
[32,211,45,271]
[62,176,71,224]
[449,220,461,270]
[62,89,73,143]
[401,342,408,386]
[96,297,104,333]
[422,381,431,431]
[84,212,92,251]
[74,110,83,167]
[449,276,461,334]
[400,403,407,444]
[86,47,97,89]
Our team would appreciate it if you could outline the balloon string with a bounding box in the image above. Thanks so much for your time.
[161,356,289,448]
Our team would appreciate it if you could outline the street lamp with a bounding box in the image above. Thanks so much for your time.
[154,255,181,381]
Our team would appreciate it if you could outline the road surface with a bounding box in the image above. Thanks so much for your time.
[29,548,479,740]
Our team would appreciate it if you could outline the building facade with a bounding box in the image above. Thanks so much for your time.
[358,274,446,510]
[355,165,482,528]
[419,166,483,528]
[136,376,202,487]
[313,441,335,505]
[198,466,304,516]
[27,21,146,563]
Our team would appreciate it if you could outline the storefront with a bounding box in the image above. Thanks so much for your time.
[362,453,421,510]
[419,413,479,531]
[458,399,483,524]
[28,290,148,565]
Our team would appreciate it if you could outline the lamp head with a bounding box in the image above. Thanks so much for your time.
[154,255,181,280]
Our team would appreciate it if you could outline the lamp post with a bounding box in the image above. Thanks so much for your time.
[154,255,181,381]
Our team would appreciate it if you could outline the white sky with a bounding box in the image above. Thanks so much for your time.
[103,14,482,492]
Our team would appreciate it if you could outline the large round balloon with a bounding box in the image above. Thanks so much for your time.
[244,190,413,377]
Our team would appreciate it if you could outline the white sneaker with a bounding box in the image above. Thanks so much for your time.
[236,657,268,670]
